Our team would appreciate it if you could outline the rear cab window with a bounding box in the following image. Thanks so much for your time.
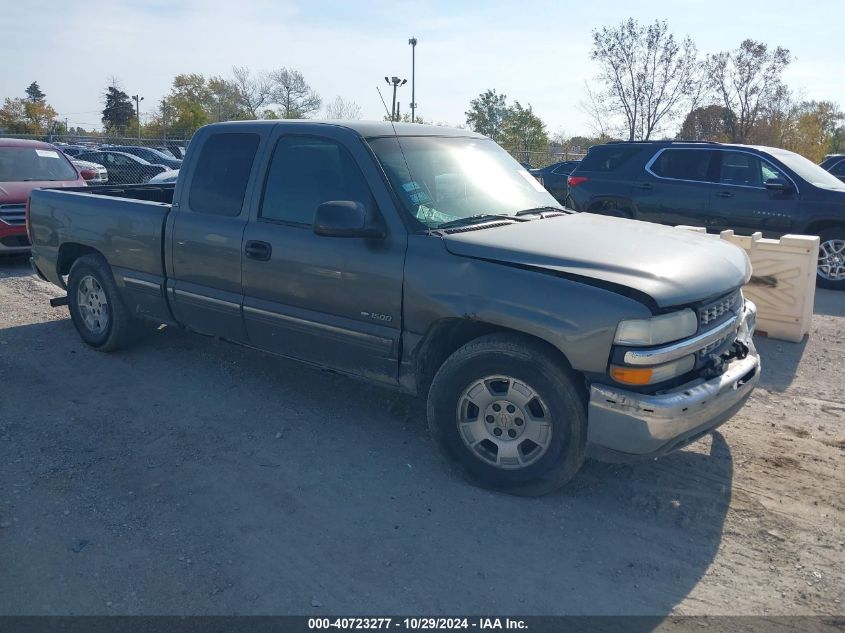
[188,133,260,216]
[0,146,78,182]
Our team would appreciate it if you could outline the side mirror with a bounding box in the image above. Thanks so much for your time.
[764,177,791,192]
[313,200,385,239]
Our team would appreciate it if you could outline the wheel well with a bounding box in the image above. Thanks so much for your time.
[803,221,844,237]
[414,319,575,397]
[57,243,102,277]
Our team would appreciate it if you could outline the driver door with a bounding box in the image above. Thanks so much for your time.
[240,127,407,384]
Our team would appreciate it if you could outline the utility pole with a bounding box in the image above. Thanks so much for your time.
[383,76,407,122]
[408,37,418,122]
[132,94,144,140]
[161,97,167,144]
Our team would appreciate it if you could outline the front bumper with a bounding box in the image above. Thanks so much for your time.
[0,223,30,254]
[586,301,760,461]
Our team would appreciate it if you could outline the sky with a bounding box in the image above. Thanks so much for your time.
[2,0,843,137]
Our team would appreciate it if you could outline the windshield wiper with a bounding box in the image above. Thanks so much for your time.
[436,213,525,230]
[516,206,571,216]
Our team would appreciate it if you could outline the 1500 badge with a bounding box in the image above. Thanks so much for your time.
[360,311,393,322]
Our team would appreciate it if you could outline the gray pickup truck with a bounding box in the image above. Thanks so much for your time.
[28,121,760,495]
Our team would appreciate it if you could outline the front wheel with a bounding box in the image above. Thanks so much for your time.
[426,334,587,496]
[817,229,845,290]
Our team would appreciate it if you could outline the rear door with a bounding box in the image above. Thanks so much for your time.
[636,148,718,226]
[708,150,800,236]
[167,131,263,341]
[240,125,406,384]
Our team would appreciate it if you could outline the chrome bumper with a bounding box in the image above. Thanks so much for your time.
[587,301,760,461]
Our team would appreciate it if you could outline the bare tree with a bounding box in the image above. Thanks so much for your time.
[269,68,322,119]
[231,66,270,119]
[578,81,617,139]
[708,40,791,142]
[590,19,700,141]
[324,96,362,120]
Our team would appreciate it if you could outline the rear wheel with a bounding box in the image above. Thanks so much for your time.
[817,229,845,290]
[426,334,587,496]
[68,254,143,351]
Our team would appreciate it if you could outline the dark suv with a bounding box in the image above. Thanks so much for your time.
[820,154,845,182]
[566,141,845,289]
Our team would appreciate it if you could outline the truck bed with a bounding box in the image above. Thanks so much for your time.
[28,187,174,323]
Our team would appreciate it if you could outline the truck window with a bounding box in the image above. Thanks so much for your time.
[259,136,372,226]
[188,133,260,216]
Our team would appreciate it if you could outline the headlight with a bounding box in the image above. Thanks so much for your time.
[614,309,697,346]
[610,355,695,386]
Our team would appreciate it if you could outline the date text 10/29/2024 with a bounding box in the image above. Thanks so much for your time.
[308,618,528,630]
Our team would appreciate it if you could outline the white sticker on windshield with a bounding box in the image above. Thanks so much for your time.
[517,169,548,193]
[35,149,60,159]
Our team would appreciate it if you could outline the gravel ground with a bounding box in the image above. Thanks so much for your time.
[0,254,842,616]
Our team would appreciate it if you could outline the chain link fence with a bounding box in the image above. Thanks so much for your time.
[0,133,188,185]
[502,146,587,169]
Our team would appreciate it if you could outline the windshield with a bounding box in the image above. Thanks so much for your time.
[0,147,79,182]
[368,136,560,229]
[769,148,845,190]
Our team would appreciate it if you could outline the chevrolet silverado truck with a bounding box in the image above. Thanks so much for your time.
[28,121,760,495]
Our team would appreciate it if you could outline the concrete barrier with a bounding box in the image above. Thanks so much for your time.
[676,227,819,342]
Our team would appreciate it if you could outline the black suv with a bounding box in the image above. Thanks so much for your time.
[820,154,845,182]
[567,141,845,289]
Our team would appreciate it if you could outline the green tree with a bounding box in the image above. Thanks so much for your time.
[25,81,46,102]
[500,102,549,162]
[269,68,321,118]
[678,105,735,141]
[708,39,791,142]
[590,19,702,141]
[101,83,136,135]
[465,89,509,140]
[0,98,30,133]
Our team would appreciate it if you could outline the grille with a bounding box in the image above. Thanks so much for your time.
[698,289,741,327]
[0,204,26,226]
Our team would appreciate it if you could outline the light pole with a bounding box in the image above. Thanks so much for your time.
[383,76,407,122]
[132,94,144,140]
[408,37,417,122]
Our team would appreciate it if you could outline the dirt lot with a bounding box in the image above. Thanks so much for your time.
[0,254,842,616]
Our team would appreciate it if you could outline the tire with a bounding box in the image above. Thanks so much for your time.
[67,254,142,351]
[817,228,845,290]
[426,333,587,496]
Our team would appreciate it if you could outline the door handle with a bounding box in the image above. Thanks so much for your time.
[638,183,653,190]
[245,240,272,261]
[716,191,734,198]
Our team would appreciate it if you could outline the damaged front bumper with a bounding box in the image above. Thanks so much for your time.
[586,300,760,462]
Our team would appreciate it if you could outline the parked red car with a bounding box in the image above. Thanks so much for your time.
[0,138,86,255]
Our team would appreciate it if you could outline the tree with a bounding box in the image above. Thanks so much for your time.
[25,81,45,102]
[781,101,844,163]
[678,105,735,141]
[465,89,508,140]
[500,102,548,162]
[231,66,271,118]
[101,82,135,135]
[590,19,701,141]
[0,98,30,133]
[324,96,362,120]
[381,112,428,124]
[708,39,791,142]
[269,68,321,119]
[207,76,248,122]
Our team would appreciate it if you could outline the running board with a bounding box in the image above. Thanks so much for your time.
[49,296,68,307]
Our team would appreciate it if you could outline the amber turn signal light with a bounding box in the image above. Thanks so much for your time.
[609,365,654,385]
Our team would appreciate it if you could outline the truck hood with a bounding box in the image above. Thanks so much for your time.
[0,180,83,204]
[442,214,750,308]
